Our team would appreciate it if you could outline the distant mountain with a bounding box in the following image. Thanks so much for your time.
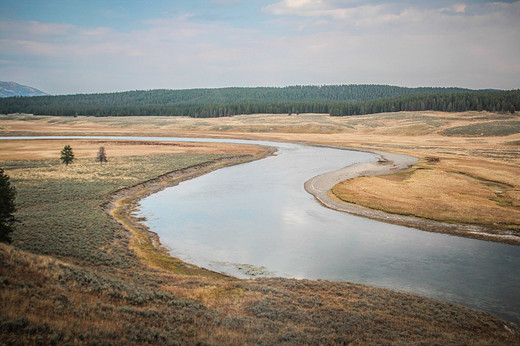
[0,81,48,97]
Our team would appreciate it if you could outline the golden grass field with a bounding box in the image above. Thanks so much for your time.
[0,138,262,161]
[1,111,519,239]
[332,159,520,229]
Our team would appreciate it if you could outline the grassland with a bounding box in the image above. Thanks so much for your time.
[3,140,263,266]
[1,138,518,344]
[1,113,520,343]
[441,120,520,137]
[1,111,518,241]
[331,157,520,233]
[4,241,519,345]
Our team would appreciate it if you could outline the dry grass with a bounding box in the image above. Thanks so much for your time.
[0,138,262,161]
[1,111,519,236]
[332,158,520,230]
[2,243,519,344]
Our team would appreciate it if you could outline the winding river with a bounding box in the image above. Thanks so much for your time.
[4,136,520,324]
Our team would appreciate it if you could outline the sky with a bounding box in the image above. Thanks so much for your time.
[0,0,519,95]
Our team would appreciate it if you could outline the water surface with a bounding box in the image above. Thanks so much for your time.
[3,136,519,324]
[138,139,520,324]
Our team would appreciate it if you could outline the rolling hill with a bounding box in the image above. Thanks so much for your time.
[0,84,517,117]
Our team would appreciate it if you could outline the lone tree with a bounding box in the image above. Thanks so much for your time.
[96,146,108,164]
[60,145,75,166]
[0,168,16,243]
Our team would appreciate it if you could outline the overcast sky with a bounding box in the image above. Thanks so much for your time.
[1,0,519,95]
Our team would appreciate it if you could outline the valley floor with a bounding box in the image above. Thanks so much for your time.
[1,111,519,343]
[2,111,519,242]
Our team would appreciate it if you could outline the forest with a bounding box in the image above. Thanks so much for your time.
[0,84,518,117]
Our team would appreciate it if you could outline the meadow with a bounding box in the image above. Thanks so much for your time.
[2,111,518,241]
[1,113,519,343]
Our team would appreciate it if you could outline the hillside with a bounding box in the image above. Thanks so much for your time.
[0,84,479,116]
[0,81,47,98]
[0,84,518,118]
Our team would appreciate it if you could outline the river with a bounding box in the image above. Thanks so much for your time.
[4,136,520,324]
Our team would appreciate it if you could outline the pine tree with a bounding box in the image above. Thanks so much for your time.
[0,168,16,243]
[60,145,75,166]
[96,146,108,164]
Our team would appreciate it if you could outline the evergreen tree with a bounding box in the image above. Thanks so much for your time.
[0,168,16,243]
[96,146,108,164]
[60,145,75,166]
[1,85,518,118]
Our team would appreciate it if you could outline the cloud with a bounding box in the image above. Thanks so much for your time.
[264,0,369,19]
[1,15,267,93]
[262,0,520,88]
[1,1,519,93]
[263,1,520,30]
[448,3,467,13]
[211,0,243,7]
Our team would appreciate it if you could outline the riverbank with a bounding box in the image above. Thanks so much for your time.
[105,147,276,275]
[304,147,520,245]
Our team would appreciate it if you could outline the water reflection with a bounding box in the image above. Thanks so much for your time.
[3,136,518,324]
[138,139,520,324]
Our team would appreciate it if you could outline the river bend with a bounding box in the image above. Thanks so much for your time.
[4,136,519,324]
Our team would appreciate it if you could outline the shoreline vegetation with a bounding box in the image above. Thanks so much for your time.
[1,112,520,343]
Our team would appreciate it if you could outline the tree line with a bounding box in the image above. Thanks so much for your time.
[0,85,518,117]
[328,90,519,116]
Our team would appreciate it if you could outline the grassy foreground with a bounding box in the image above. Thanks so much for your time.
[1,138,519,344]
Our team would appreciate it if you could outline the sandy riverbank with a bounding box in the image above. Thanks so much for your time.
[106,147,277,274]
[305,148,520,245]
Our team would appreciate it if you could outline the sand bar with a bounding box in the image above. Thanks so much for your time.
[304,148,520,245]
